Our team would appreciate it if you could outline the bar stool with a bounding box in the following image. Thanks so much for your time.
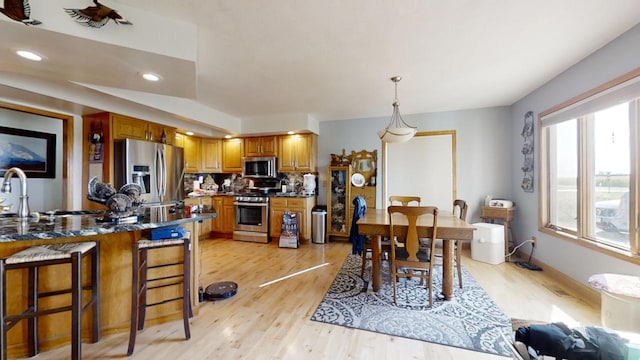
[127,237,191,356]
[0,241,100,360]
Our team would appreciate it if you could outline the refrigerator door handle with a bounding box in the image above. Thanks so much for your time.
[156,145,167,202]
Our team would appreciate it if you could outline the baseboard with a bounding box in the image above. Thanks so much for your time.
[519,252,600,307]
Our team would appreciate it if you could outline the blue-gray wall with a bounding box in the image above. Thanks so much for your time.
[509,24,640,283]
[318,107,511,223]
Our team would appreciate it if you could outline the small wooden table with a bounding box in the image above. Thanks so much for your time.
[480,206,516,255]
[357,209,476,300]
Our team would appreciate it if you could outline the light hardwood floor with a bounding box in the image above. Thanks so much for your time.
[24,238,599,360]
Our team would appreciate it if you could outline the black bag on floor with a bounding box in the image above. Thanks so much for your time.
[515,322,627,360]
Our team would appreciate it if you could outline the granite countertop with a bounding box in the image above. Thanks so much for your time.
[0,208,217,242]
[187,191,315,198]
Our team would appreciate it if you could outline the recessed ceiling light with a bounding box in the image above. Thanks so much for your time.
[224,135,232,139]
[16,50,43,61]
[287,131,295,135]
[141,72,160,82]
[186,131,194,136]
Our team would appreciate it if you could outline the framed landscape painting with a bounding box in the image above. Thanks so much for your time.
[0,126,56,178]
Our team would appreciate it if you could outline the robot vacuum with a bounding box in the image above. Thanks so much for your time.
[202,281,238,301]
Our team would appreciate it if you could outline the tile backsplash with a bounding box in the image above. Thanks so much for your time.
[184,172,316,195]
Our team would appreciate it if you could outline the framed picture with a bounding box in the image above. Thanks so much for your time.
[0,126,56,178]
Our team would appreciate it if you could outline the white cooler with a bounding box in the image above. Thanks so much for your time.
[471,223,505,265]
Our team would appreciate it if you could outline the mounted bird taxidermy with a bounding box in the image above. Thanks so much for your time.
[65,0,132,28]
[0,0,42,25]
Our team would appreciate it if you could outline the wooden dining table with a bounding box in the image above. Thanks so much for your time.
[356,208,476,300]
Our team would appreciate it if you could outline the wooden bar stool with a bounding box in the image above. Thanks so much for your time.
[0,241,100,360]
[127,237,191,356]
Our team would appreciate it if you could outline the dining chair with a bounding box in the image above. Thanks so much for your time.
[422,199,468,288]
[388,205,439,306]
[389,196,421,206]
[360,196,421,278]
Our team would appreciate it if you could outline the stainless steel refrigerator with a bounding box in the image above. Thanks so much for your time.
[113,139,185,204]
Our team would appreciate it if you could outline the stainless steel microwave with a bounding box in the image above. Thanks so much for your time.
[242,156,277,178]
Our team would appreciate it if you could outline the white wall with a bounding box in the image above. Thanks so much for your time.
[510,24,640,283]
[0,107,64,212]
[318,106,511,222]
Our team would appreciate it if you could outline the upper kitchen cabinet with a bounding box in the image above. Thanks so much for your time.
[182,134,200,173]
[201,138,223,172]
[222,138,245,173]
[181,136,223,173]
[245,136,277,157]
[111,114,176,144]
[278,133,317,172]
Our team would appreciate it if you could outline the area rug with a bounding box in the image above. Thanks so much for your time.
[311,254,513,357]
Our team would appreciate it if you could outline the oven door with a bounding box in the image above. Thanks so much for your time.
[234,202,268,233]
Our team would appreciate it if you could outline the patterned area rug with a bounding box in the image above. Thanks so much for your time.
[311,254,513,357]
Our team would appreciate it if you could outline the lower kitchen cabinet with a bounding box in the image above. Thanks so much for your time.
[212,196,235,237]
[269,197,316,242]
[185,196,234,239]
[184,197,213,239]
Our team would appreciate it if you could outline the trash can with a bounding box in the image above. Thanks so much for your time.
[471,223,505,264]
[311,205,327,244]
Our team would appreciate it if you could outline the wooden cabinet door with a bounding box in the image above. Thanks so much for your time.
[211,196,224,232]
[112,115,148,140]
[222,138,244,173]
[222,197,236,233]
[201,138,222,172]
[183,136,200,172]
[269,198,287,239]
[244,137,261,157]
[293,134,314,172]
[146,123,176,144]
[278,135,297,172]
[146,122,164,143]
[278,134,316,172]
[245,136,277,157]
[260,136,277,156]
[174,132,185,148]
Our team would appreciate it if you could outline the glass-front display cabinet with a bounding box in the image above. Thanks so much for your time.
[327,166,351,239]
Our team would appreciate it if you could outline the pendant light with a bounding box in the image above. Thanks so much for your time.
[377,76,417,143]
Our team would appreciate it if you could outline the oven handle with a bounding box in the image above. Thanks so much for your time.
[234,202,269,207]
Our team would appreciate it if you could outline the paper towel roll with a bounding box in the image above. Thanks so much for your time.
[193,181,200,190]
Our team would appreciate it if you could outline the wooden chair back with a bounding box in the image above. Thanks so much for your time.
[389,196,421,206]
[388,205,439,306]
[453,199,468,221]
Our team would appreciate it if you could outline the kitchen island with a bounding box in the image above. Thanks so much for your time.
[0,208,216,358]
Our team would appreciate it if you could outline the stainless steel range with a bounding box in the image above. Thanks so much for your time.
[233,194,270,243]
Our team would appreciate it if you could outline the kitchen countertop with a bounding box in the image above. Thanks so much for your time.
[0,208,217,242]
[187,191,315,198]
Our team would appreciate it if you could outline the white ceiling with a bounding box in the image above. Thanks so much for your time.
[1,0,640,135]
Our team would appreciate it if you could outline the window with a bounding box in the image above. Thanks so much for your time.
[540,69,640,257]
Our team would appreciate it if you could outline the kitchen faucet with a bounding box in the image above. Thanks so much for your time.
[1,167,30,218]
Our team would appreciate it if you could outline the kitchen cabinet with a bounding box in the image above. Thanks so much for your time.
[278,133,317,172]
[182,136,223,173]
[327,166,351,239]
[112,114,176,144]
[269,197,316,242]
[244,136,277,157]
[182,135,200,173]
[201,138,223,172]
[212,196,235,236]
[222,138,245,173]
[184,197,213,239]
